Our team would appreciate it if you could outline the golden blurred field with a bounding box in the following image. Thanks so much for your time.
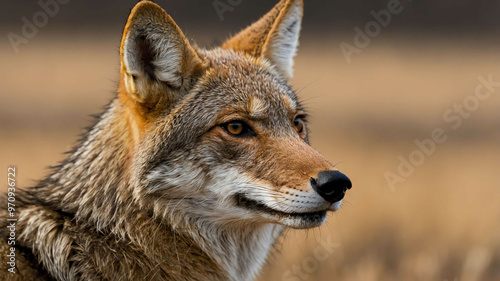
[1,34,500,281]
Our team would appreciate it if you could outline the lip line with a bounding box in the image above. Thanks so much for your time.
[234,193,327,217]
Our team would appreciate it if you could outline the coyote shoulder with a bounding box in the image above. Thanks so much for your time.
[0,0,351,280]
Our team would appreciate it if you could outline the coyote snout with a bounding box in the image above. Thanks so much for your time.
[234,167,352,229]
[218,122,352,229]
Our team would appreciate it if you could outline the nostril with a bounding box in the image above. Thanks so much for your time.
[311,171,352,203]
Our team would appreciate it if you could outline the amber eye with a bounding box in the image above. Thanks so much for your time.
[227,122,243,135]
[293,117,305,134]
[222,121,253,137]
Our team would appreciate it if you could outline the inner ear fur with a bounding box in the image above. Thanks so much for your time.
[119,1,206,111]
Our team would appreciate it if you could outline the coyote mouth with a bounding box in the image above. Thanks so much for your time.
[235,193,327,227]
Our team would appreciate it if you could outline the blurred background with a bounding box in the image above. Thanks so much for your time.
[1,0,500,280]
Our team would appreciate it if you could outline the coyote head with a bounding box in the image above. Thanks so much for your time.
[119,0,351,229]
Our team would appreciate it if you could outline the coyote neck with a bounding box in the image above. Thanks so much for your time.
[29,99,282,280]
[39,100,135,228]
[188,221,284,281]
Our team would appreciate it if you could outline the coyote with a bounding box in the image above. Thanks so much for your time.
[0,0,352,280]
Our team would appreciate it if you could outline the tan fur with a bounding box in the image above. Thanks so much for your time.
[222,0,303,79]
[0,1,350,280]
[222,0,294,55]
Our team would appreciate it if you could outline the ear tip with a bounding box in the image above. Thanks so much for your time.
[132,0,157,10]
[129,0,167,19]
[287,0,304,13]
[284,0,303,8]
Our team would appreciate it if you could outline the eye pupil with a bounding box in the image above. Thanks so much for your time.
[293,118,304,133]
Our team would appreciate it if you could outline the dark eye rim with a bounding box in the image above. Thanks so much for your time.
[220,120,255,138]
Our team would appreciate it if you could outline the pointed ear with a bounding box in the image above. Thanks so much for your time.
[222,0,303,80]
[120,1,206,109]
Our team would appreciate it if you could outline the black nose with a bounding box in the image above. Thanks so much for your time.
[311,171,352,203]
